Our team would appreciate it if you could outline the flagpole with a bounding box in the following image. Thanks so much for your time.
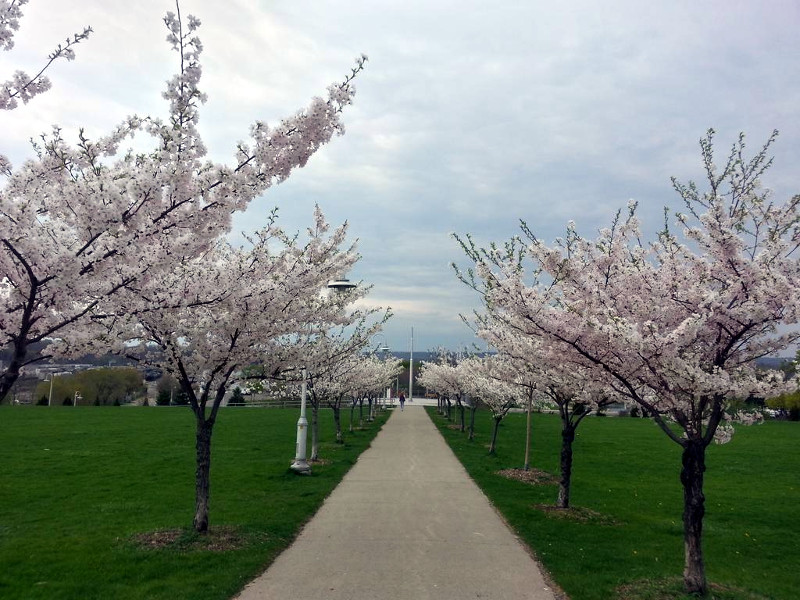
[409,327,414,401]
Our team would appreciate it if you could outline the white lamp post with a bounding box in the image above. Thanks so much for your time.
[371,333,390,414]
[290,278,358,474]
[290,368,311,474]
[43,371,69,406]
[46,375,55,407]
[379,343,391,411]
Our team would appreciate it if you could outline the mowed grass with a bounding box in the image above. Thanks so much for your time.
[428,407,799,600]
[0,405,388,600]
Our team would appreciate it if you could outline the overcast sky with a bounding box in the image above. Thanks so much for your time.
[3,0,799,353]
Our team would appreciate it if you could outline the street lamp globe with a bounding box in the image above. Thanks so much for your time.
[327,279,357,291]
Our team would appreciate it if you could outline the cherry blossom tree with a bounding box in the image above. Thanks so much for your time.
[307,353,399,441]
[464,356,521,454]
[89,207,360,533]
[456,130,798,595]
[0,3,364,401]
[1,0,92,120]
[273,308,390,461]
[417,354,472,429]
[502,339,616,508]
[350,354,401,422]
[466,311,619,507]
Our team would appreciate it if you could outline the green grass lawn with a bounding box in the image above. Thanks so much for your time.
[0,405,388,600]
[428,407,799,600]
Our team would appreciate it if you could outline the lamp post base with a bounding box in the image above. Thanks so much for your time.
[290,459,312,474]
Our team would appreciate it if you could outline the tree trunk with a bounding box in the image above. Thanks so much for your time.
[446,398,452,420]
[458,401,465,432]
[349,403,355,433]
[367,397,374,421]
[468,405,477,441]
[0,342,26,402]
[193,417,214,533]
[333,406,343,443]
[359,399,364,426]
[681,439,708,596]
[310,404,319,461]
[524,391,533,471]
[557,424,575,509]
[489,416,502,454]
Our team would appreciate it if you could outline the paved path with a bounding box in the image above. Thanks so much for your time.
[235,405,557,600]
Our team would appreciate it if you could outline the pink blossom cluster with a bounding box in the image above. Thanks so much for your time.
[418,355,474,406]
[459,131,798,445]
[0,5,364,400]
[78,206,369,419]
[0,0,92,112]
[0,0,24,51]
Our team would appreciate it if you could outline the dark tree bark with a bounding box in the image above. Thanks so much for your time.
[488,415,502,454]
[524,388,533,471]
[468,402,477,441]
[681,438,708,596]
[0,350,24,403]
[310,403,320,461]
[333,405,343,443]
[193,416,214,533]
[0,267,41,402]
[557,424,576,508]
[458,398,465,432]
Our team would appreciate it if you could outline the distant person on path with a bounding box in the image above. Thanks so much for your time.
[398,391,405,411]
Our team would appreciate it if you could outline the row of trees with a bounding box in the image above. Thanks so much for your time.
[254,320,402,460]
[1,1,387,534]
[34,366,144,406]
[446,131,799,597]
[419,353,584,500]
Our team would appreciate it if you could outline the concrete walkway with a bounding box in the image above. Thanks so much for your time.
[235,405,557,600]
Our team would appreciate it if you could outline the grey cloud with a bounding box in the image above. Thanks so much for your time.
[2,0,799,350]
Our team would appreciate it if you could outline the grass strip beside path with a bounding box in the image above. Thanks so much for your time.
[0,406,388,600]
[427,407,799,600]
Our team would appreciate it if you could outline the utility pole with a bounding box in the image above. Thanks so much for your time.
[409,327,414,401]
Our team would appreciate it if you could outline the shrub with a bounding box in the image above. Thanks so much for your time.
[156,388,171,406]
[171,388,189,406]
[229,387,246,406]
[767,390,800,421]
